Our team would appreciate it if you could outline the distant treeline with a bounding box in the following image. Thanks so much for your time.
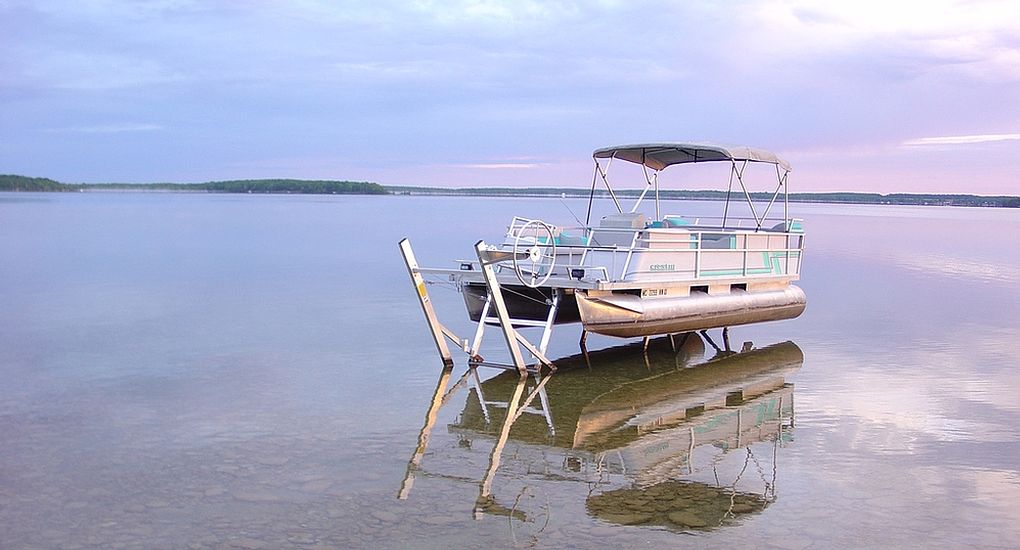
[3,174,1017,207]
[0,175,387,195]
[386,185,1020,208]
[0,175,70,191]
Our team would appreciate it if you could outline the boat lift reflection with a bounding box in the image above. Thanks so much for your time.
[399,332,802,531]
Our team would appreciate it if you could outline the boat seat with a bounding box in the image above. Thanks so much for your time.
[770,220,804,233]
[589,213,644,247]
[599,212,646,229]
[555,231,589,246]
[663,215,691,228]
[531,228,590,247]
[700,233,736,249]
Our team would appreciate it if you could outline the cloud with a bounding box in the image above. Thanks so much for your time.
[42,124,164,134]
[747,1,1020,82]
[2,0,1019,191]
[11,51,186,91]
[902,134,1020,146]
[461,163,543,169]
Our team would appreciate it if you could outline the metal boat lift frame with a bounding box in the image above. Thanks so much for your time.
[399,238,558,373]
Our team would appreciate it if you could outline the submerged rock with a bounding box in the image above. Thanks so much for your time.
[586,480,770,531]
[666,511,708,528]
[600,512,654,525]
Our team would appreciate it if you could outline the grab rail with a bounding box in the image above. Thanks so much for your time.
[500,217,805,284]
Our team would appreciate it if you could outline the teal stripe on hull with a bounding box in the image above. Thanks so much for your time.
[698,251,800,277]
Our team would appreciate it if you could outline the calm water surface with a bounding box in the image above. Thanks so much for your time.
[1,192,1019,549]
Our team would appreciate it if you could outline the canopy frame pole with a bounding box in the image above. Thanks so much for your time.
[654,170,660,221]
[781,164,790,225]
[781,165,792,274]
[632,154,656,214]
[594,157,623,214]
[734,159,762,229]
[758,168,788,231]
[723,161,736,228]
[585,163,598,225]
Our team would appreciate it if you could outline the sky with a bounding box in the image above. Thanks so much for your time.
[2,0,1019,194]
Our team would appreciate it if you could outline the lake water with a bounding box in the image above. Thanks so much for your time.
[2,192,1019,549]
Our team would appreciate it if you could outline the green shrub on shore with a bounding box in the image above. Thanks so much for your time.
[0,175,387,195]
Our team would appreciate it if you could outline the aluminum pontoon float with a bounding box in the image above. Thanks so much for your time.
[400,142,806,372]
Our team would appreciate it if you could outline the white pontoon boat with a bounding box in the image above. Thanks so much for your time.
[400,142,806,371]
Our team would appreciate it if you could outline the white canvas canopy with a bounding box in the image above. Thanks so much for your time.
[593,142,791,172]
[587,141,793,228]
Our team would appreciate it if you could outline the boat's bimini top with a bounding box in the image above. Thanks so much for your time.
[592,142,791,172]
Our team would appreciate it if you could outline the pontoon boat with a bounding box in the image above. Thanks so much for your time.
[400,142,806,371]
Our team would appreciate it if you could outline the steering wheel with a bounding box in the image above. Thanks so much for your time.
[512,220,557,288]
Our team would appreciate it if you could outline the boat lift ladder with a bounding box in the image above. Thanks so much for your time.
[399,238,557,373]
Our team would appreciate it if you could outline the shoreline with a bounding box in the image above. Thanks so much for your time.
[1,174,1017,208]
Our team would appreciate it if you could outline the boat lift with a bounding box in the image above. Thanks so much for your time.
[399,238,558,373]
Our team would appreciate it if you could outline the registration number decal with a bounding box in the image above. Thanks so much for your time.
[641,288,668,298]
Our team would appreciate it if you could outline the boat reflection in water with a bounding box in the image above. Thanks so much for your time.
[400,332,801,533]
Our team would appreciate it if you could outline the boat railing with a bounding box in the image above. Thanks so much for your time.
[499,216,804,284]
[487,260,611,283]
[505,215,802,241]
[620,244,803,281]
[575,226,803,282]
[661,215,803,232]
[506,216,559,239]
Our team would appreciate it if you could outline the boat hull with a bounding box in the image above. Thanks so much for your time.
[576,285,806,337]
[463,283,581,324]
